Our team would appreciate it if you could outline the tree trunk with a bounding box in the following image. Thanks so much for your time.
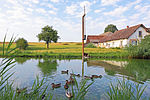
[47,43,49,48]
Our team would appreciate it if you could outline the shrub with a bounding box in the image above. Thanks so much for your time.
[16,38,28,50]
[86,43,97,48]
[126,35,150,58]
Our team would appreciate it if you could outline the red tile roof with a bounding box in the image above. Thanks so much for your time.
[100,24,147,43]
[86,35,104,43]
[86,32,112,43]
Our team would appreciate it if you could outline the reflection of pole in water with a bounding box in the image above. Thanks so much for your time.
[82,58,84,77]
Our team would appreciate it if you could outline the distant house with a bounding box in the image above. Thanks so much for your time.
[86,24,150,48]
[86,32,113,46]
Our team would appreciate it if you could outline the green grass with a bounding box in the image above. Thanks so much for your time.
[0,42,128,58]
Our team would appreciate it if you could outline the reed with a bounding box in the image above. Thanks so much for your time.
[107,78,147,100]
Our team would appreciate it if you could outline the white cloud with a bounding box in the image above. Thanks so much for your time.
[101,0,120,6]
[50,0,59,3]
[6,0,18,5]
[65,4,78,15]
[31,0,39,4]
[48,10,56,15]
[104,6,128,16]
[80,1,91,8]
[27,8,34,12]
[36,8,46,14]
[134,5,141,9]
[129,13,140,19]
[47,4,57,10]
[94,10,101,13]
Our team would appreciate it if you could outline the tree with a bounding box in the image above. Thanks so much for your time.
[16,38,28,50]
[37,25,59,48]
[104,24,118,33]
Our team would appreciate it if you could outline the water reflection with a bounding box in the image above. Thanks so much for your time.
[87,59,150,82]
[82,58,84,77]
[15,57,31,64]
[37,58,58,75]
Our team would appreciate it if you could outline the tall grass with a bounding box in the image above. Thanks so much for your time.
[71,76,94,100]
[107,78,147,100]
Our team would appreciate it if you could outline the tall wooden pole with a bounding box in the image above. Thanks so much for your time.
[82,6,86,59]
[82,6,86,77]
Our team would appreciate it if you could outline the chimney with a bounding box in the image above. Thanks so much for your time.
[127,26,129,28]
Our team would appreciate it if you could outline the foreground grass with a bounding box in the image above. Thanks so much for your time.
[0,42,128,58]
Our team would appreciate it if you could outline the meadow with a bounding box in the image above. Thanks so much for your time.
[0,42,128,58]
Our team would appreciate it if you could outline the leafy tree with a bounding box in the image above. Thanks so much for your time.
[104,24,118,33]
[37,25,59,48]
[16,38,28,50]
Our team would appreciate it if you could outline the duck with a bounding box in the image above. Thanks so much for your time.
[51,83,61,88]
[66,80,71,85]
[69,76,75,83]
[66,80,74,85]
[42,94,46,100]
[61,70,69,74]
[16,87,27,94]
[66,91,73,98]
[64,83,69,89]
[92,75,102,78]
[76,74,80,77]
[70,73,75,76]
[84,76,93,80]
[70,73,80,77]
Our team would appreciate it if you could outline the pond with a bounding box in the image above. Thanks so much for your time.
[0,57,150,100]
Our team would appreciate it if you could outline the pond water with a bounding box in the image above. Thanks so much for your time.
[0,57,150,100]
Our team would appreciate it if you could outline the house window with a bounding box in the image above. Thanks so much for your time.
[139,31,142,37]
[132,40,137,45]
[112,42,114,46]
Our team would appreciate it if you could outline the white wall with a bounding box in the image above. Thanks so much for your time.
[104,39,128,48]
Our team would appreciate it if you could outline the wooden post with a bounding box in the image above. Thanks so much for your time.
[82,6,86,59]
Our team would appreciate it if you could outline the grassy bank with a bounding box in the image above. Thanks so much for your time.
[0,42,128,58]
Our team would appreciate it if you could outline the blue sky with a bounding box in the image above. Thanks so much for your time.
[0,0,150,42]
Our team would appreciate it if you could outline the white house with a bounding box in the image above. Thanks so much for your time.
[87,24,150,48]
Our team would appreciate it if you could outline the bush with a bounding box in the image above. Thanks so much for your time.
[86,43,97,48]
[16,38,28,50]
[126,35,150,58]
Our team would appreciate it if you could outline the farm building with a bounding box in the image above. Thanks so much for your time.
[86,24,150,48]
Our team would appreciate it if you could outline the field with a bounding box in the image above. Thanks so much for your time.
[0,42,128,58]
